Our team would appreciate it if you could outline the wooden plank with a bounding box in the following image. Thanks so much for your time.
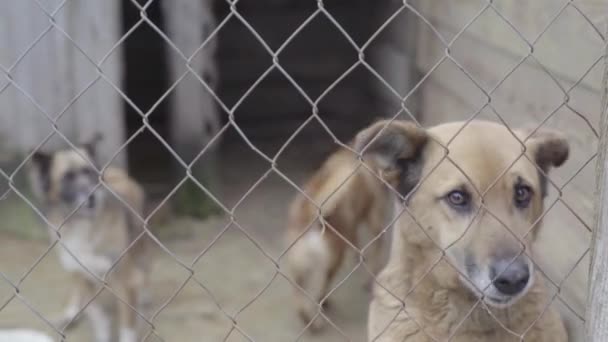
[65,0,126,167]
[0,1,126,166]
[586,23,608,342]
[162,0,221,218]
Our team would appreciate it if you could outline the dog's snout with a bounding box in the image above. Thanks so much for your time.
[490,258,530,296]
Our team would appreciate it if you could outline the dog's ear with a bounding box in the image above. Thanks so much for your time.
[521,128,569,196]
[32,151,51,168]
[354,120,428,197]
[28,150,53,200]
[525,130,569,171]
[81,133,103,162]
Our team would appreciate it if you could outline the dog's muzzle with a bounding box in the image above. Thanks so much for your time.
[490,257,530,297]
[71,192,98,214]
[461,252,533,308]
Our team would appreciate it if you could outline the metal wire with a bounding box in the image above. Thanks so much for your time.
[0,0,605,341]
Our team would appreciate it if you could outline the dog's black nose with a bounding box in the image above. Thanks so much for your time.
[490,259,530,296]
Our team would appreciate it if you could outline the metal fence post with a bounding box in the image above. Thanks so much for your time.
[586,24,608,342]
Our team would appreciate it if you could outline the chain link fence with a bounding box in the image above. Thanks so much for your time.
[0,0,606,341]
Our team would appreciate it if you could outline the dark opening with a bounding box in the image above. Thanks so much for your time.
[119,0,401,198]
[122,0,173,198]
[213,0,384,150]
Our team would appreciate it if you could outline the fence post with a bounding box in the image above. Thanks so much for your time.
[586,24,608,341]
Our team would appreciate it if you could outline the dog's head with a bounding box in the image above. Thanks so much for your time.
[29,135,105,216]
[355,120,568,308]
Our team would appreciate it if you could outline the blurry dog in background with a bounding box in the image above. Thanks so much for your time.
[284,145,391,331]
[28,136,151,342]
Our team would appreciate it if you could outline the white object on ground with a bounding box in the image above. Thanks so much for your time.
[0,329,54,342]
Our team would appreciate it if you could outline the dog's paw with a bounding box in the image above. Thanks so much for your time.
[138,290,153,310]
[51,315,80,331]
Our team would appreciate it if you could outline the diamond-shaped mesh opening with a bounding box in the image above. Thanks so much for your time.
[217,1,318,52]
[226,69,315,146]
[492,0,571,41]
[214,17,274,109]
[0,285,64,341]
[8,31,99,120]
[447,8,531,91]
[0,2,55,69]
[0,0,605,341]
[0,191,45,240]
[410,0,488,44]
[150,277,234,341]
[416,58,490,125]
[191,223,278,313]
[278,15,359,101]
[532,5,606,90]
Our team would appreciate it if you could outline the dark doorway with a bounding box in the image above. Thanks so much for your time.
[121,0,173,199]
[213,0,384,149]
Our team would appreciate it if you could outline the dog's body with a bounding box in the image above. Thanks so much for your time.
[354,120,568,341]
[285,147,390,330]
[29,143,150,342]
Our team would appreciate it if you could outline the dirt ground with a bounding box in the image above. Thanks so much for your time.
[0,137,372,342]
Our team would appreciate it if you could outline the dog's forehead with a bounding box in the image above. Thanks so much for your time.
[426,121,534,190]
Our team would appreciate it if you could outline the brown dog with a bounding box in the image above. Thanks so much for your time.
[356,120,568,341]
[29,139,151,342]
[285,146,391,330]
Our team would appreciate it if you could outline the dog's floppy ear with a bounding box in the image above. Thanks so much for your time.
[81,133,103,162]
[354,120,428,197]
[522,128,569,196]
[28,150,53,200]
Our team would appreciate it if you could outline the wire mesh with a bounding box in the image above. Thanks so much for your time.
[0,0,606,341]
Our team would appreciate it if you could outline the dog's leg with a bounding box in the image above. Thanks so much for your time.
[86,301,111,342]
[321,235,347,306]
[117,284,138,342]
[136,266,152,311]
[74,256,112,342]
[56,288,81,328]
[288,230,334,332]
[76,253,113,282]
[363,209,388,291]
[54,289,82,329]
[363,237,385,292]
[53,272,87,330]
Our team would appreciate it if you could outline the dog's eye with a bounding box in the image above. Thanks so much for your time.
[446,190,470,208]
[514,185,532,208]
[81,167,96,177]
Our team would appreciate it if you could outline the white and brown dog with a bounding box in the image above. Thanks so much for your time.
[356,120,568,341]
[29,137,151,342]
[285,145,392,330]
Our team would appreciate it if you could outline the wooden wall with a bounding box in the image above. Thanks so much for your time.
[0,0,125,168]
[412,1,607,339]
